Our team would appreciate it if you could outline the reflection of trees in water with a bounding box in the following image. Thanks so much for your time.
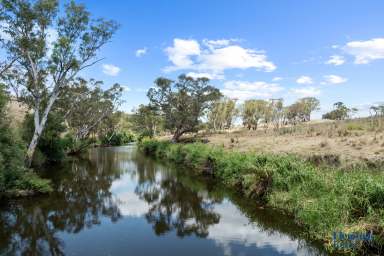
[0,155,122,256]
[133,155,222,238]
[0,147,326,255]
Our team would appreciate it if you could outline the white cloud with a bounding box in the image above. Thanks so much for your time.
[102,64,121,76]
[296,76,313,85]
[135,47,147,57]
[164,39,201,70]
[272,76,282,82]
[326,55,345,66]
[291,86,321,97]
[199,45,276,72]
[323,74,347,84]
[221,80,283,101]
[202,39,232,49]
[186,72,224,80]
[343,38,384,64]
[207,203,313,256]
[164,38,276,76]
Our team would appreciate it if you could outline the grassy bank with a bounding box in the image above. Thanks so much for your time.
[139,138,384,255]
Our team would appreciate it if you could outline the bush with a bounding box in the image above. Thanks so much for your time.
[100,131,135,146]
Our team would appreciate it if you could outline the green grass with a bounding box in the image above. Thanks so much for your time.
[139,138,384,254]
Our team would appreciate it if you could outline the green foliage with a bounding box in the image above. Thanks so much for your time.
[1,0,118,164]
[286,97,320,124]
[61,133,95,155]
[241,99,268,130]
[208,97,237,130]
[0,85,51,194]
[100,131,135,146]
[58,78,123,141]
[139,139,384,253]
[130,104,163,137]
[22,112,67,164]
[323,102,354,120]
[148,74,222,141]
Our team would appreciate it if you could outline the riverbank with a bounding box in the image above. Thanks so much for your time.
[139,139,384,255]
[0,171,52,199]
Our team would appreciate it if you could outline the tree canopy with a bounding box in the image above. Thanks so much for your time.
[0,0,118,166]
[147,75,221,142]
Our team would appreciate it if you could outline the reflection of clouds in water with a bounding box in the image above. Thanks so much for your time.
[207,202,314,256]
[114,191,149,217]
[110,171,164,218]
[110,173,149,217]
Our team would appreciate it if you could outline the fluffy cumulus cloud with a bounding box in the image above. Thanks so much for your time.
[164,38,276,78]
[323,75,347,84]
[291,86,321,97]
[326,55,345,66]
[221,80,283,101]
[164,39,201,70]
[135,47,147,57]
[343,38,384,64]
[102,64,121,76]
[296,76,313,85]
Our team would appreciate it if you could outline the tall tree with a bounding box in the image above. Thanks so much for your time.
[286,97,320,124]
[0,0,118,166]
[269,98,284,129]
[131,104,163,137]
[241,99,268,130]
[208,97,237,130]
[148,75,221,142]
[57,78,122,152]
[299,97,320,122]
[322,102,352,120]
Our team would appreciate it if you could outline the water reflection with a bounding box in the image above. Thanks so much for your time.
[0,146,326,256]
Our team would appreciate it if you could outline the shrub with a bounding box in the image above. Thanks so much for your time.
[100,131,135,146]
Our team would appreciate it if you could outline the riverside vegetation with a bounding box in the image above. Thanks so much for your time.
[139,138,384,254]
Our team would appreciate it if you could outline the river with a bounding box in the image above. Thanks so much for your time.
[0,145,328,255]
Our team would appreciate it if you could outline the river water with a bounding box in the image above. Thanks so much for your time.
[0,145,327,255]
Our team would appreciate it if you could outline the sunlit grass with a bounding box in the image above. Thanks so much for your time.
[139,138,384,254]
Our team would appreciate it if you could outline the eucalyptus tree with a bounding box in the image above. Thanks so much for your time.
[0,0,118,166]
[241,99,268,130]
[286,97,320,124]
[58,78,122,152]
[299,97,320,122]
[208,97,237,130]
[148,75,221,142]
[269,98,284,129]
[131,104,163,137]
[322,102,352,120]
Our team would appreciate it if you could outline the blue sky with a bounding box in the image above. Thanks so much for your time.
[78,0,384,117]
